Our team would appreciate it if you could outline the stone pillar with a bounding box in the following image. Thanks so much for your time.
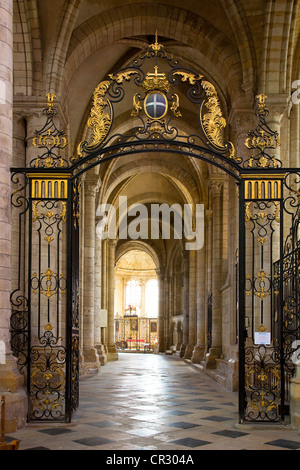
[94,229,107,365]
[101,238,108,352]
[82,180,100,373]
[140,279,146,316]
[157,268,165,352]
[164,276,171,350]
[184,249,197,359]
[180,251,189,357]
[107,239,118,360]
[192,245,206,363]
[205,177,223,368]
[0,0,28,431]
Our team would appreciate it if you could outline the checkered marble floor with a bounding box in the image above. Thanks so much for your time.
[7,353,300,451]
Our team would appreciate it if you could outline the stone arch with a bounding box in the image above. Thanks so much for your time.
[116,240,160,270]
[259,0,300,94]
[14,0,34,95]
[98,156,202,208]
[219,0,257,100]
[59,4,247,104]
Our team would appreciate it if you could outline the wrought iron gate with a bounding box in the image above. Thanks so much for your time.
[9,36,300,424]
[237,103,300,423]
[10,101,80,422]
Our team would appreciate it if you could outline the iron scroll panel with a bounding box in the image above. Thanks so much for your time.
[10,171,79,422]
[239,172,300,423]
[239,174,284,423]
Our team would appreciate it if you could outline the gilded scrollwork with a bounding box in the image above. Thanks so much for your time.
[201,80,237,161]
[173,71,203,85]
[86,80,112,148]
[170,94,181,117]
[131,93,143,117]
[109,70,139,84]
[73,80,112,161]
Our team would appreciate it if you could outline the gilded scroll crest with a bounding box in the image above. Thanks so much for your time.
[201,81,237,161]
[68,33,237,167]
[88,81,112,147]
[72,81,112,162]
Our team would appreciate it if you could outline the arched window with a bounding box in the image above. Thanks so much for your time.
[145,279,158,317]
[125,280,141,315]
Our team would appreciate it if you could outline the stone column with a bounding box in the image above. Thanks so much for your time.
[140,279,146,316]
[94,229,107,365]
[165,275,173,350]
[192,245,206,363]
[157,268,165,352]
[107,239,118,360]
[82,180,100,373]
[101,238,108,352]
[180,251,189,357]
[184,249,197,359]
[205,177,223,368]
[0,0,28,431]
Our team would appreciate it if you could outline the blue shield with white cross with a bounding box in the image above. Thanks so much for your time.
[144,92,168,119]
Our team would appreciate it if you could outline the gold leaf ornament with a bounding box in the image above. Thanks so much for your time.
[201,80,237,160]
[88,81,112,147]
[74,81,112,160]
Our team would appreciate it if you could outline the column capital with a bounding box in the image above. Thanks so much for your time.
[85,179,101,197]
[108,238,117,247]
[228,107,255,136]
[155,267,165,279]
[209,176,224,195]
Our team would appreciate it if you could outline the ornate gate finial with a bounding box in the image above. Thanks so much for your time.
[243,94,281,169]
[45,93,57,114]
[31,93,68,168]
[256,93,268,114]
[149,30,163,53]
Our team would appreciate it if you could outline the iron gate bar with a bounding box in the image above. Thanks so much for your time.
[69,143,242,181]
[279,182,285,422]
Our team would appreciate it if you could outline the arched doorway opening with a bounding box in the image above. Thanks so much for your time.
[114,249,159,352]
[9,36,300,428]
